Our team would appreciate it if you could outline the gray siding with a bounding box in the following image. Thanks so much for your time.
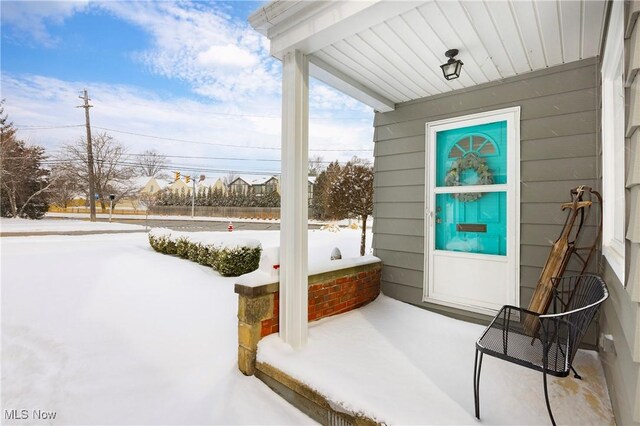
[373,58,600,324]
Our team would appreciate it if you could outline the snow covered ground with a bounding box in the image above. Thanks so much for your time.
[1,226,372,424]
[1,232,318,425]
[0,218,145,233]
[2,225,614,425]
[258,295,615,425]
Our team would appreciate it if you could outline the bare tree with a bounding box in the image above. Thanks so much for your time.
[0,103,54,218]
[223,172,238,189]
[137,149,169,178]
[48,165,79,208]
[309,155,325,177]
[58,132,137,212]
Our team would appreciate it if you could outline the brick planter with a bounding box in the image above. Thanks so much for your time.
[234,261,382,375]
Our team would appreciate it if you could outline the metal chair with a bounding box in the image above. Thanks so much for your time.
[474,275,608,425]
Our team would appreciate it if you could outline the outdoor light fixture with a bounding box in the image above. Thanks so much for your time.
[440,49,463,80]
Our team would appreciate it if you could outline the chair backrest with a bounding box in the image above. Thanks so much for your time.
[548,275,608,365]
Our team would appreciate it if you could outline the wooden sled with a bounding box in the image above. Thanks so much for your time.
[523,186,602,334]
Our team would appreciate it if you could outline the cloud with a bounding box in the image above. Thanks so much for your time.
[1,1,89,46]
[1,73,374,175]
[197,44,259,69]
[96,1,278,103]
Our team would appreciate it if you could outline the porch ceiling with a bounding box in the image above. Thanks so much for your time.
[250,0,607,112]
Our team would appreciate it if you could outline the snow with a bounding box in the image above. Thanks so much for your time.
[149,227,263,249]
[258,295,614,425]
[1,233,314,425]
[1,224,374,424]
[0,218,145,233]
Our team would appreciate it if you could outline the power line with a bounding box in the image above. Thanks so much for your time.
[15,124,373,153]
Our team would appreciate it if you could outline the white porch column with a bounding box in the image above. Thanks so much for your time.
[279,49,309,348]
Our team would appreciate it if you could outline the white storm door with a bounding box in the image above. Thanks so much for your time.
[424,108,520,315]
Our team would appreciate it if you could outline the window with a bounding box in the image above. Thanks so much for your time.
[601,0,626,282]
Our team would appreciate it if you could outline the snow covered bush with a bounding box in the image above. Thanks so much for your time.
[175,237,191,259]
[148,229,261,277]
[213,246,261,277]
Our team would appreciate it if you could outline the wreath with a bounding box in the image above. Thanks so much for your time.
[444,153,493,202]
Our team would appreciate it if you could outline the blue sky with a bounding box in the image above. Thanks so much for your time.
[1,1,374,178]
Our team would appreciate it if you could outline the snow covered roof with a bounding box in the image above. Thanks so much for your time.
[248,175,278,186]
[308,176,317,184]
[131,176,155,189]
[197,178,223,188]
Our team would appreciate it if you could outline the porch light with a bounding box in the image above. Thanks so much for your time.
[440,49,463,80]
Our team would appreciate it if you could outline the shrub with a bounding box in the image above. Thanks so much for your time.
[197,244,212,266]
[175,236,191,259]
[213,246,262,277]
[187,242,201,262]
[147,229,261,277]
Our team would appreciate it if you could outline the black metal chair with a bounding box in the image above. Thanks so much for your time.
[474,275,608,425]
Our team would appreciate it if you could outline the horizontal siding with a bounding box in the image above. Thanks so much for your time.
[374,218,424,237]
[375,108,597,142]
[521,133,598,161]
[374,202,423,219]
[374,135,423,156]
[373,59,600,317]
[374,168,424,187]
[374,152,424,171]
[374,249,424,271]
[374,233,424,254]
[521,156,597,182]
[375,185,423,203]
[375,59,598,127]
[381,265,423,288]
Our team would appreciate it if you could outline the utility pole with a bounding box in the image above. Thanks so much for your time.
[77,89,97,222]
[191,175,196,219]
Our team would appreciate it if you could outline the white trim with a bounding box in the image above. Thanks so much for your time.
[601,0,626,283]
[423,107,521,315]
[309,56,395,112]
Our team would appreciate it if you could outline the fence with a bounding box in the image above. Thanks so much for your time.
[149,206,282,220]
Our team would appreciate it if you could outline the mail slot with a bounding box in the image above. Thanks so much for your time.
[456,223,487,233]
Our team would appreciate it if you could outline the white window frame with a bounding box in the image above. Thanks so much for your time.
[601,0,626,283]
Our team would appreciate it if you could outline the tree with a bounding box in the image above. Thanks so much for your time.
[223,172,238,189]
[310,160,342,220]
[0,103,52,219]
[138,191,160,230]
[308,155,325,177]
[136,149,169,178]
[331,161,374,256]
[58,132,137,212]
[48,165,79,208]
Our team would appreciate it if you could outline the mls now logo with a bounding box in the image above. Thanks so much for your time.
[4,409,57,420]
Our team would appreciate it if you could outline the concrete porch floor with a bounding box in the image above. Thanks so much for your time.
[257,295,614,425]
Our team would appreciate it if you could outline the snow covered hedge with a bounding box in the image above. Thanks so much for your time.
[148,228,261,277]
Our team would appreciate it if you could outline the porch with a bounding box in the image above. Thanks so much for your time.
[256,295,614,425]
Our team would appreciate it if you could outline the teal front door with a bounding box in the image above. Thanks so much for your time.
[425,108,520,314]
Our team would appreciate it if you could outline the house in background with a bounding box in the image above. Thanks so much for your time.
[249,0,640,424]
[135,176,165,195]
[228,176,251,195]
[197,176,226,194]
[308,176,316,205]
[166,177,191,195]
[250,175,280,196]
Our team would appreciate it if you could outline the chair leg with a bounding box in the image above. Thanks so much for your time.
[570,366,582,380]
[474,349,483,419]
[543,369,557,426]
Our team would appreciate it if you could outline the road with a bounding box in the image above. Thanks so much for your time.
[60,217,323,232]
